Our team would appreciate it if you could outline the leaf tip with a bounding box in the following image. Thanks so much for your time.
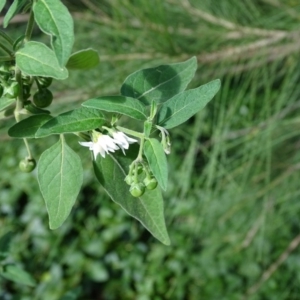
[49,222,61,230]
[162,237,171,246]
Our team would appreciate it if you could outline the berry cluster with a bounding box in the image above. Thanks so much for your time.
[125,161,158,197]
[0,61,54,173]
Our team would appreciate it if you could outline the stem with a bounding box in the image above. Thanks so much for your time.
[14,68,24,121]
[23,138,32,159]
[0,30,14,45]
[137,136,145,161]
[0,56,14,62]
[24,8,35,42]
[14,68,32,159]
[116,126,144,139]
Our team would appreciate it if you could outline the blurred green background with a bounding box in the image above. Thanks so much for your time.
[1,0,300,299]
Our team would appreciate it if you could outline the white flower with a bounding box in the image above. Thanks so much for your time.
[111,131,137,154]
[79,132,119,159]
[156,125,171,155]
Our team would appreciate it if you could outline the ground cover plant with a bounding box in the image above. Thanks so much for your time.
[0,0,300,299]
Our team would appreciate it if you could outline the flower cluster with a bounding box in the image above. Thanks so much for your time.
[79,130,137,159]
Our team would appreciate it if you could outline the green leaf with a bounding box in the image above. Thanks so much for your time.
[3,0,27,28]
[1,264,36,286]
[93,145,170,245]
[158,79,221,129]
[0,97,15,112]
[120,57,197,105]
[144,138,168,191]
[8,114,52,138]
[16,41,68,80]
[37,137,83,229]
[36,107,106,138]
[0,0,6,13]
[0,232,13,261]
[23,101,50,115]
[33,0,74,66]
[82,96,147,121]
[66,48,100,70]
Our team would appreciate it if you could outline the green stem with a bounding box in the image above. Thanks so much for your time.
[116,126,144,139]
[0,30,14,45]
[24,8,35,42]
[137,136,145,161]
[23,138,32,159]
[14,68,32,159]
[14,68,24,121]
[0,56,14,62]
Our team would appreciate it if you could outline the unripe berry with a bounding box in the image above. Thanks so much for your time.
[19,158,36,173]
[33,88,53,108]
[38,77,52,88]
[130,182,145,197]
[144,177,158,190]
[125,175,133,185]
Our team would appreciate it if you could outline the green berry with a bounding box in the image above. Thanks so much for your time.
[130,182,145,197]
[19,158,36,173]
[144,177,158,190]
[125,175,133,185]
[38,77,52,88]
[33,88,53,108]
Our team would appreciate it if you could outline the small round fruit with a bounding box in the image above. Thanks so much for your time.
[19,158,36,173]
[144,177,158,190]
[130,182,145,197]
[124,175,133,185]
[38,77,53,88]
[33,88,53,108]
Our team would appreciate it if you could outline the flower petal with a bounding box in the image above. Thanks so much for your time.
[79,141,93,148]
